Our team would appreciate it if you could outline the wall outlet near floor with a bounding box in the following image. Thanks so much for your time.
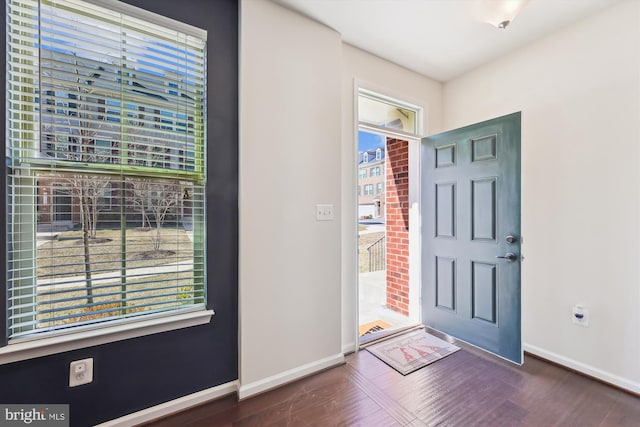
[69,358,94,387]
[572,305,589,327]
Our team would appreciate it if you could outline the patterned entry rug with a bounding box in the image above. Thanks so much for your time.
[366,330,460,375]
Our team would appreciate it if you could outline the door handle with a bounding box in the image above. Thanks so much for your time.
[496,253,517,262]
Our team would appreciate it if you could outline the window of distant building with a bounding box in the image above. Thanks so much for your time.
[364,184,374,196]
[377,182,384,194]
[359,169,367,179]
[370,166,381,177]
[376,148,382,161]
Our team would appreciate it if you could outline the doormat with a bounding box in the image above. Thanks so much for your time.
[366,330,460,375]
[359,320,391,336]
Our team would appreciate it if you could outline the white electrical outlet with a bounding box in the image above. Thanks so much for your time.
[69,358,94,387]
[316,204,334,221]
[572,305,589,327]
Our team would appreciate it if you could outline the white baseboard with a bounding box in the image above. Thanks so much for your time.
[97,353,346,425]
[238,353,345,400]
[342,340,357,354]
[95,381,239,427]
[524,343,640,394]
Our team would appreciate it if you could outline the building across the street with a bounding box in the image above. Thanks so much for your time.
[358,148,384,219]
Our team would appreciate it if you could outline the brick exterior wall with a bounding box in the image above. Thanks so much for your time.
[385,138,410,315]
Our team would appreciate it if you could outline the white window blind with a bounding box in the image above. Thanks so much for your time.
[6,0,207,340]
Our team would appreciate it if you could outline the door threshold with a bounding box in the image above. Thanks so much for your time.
[358,323,423,349]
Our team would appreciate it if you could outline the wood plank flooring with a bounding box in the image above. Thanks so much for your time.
[143,334,640,426]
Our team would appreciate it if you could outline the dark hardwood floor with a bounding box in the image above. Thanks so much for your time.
[143,334,640,426]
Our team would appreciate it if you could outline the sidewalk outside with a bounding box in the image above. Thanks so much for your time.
[359,270,409,328]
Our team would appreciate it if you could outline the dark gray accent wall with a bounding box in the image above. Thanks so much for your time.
[0,1,239,425]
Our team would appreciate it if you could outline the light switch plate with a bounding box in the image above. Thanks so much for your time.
[316,204,334,221]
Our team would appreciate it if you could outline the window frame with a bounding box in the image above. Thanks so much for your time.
[1,0,213,363]
[357,87,423,139]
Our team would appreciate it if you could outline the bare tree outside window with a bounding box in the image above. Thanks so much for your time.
[127,178,182,252]
[40,59,113,304]
[129,178,152,229]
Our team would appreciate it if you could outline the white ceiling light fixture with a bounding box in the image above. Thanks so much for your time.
[475,0,531,29]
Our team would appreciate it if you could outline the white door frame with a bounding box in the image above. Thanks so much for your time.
[354,85,424,328]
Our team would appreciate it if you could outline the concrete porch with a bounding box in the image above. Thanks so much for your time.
[358,270,411,330]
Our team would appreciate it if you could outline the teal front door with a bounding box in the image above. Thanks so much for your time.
[422,112,522,363]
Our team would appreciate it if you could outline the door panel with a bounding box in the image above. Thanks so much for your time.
[435,183,456,238]
[435,256,456,310]
[422,112,521,363]
[471,178,496,241]
[471,261,497,323]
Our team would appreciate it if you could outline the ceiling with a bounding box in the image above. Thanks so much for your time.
[273,0,623,82]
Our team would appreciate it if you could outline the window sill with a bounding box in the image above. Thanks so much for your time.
[0,309,214,365]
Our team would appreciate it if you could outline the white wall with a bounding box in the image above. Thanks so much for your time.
[341,44,443,352]
[443,0,640,392]
[239,0,343,397]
